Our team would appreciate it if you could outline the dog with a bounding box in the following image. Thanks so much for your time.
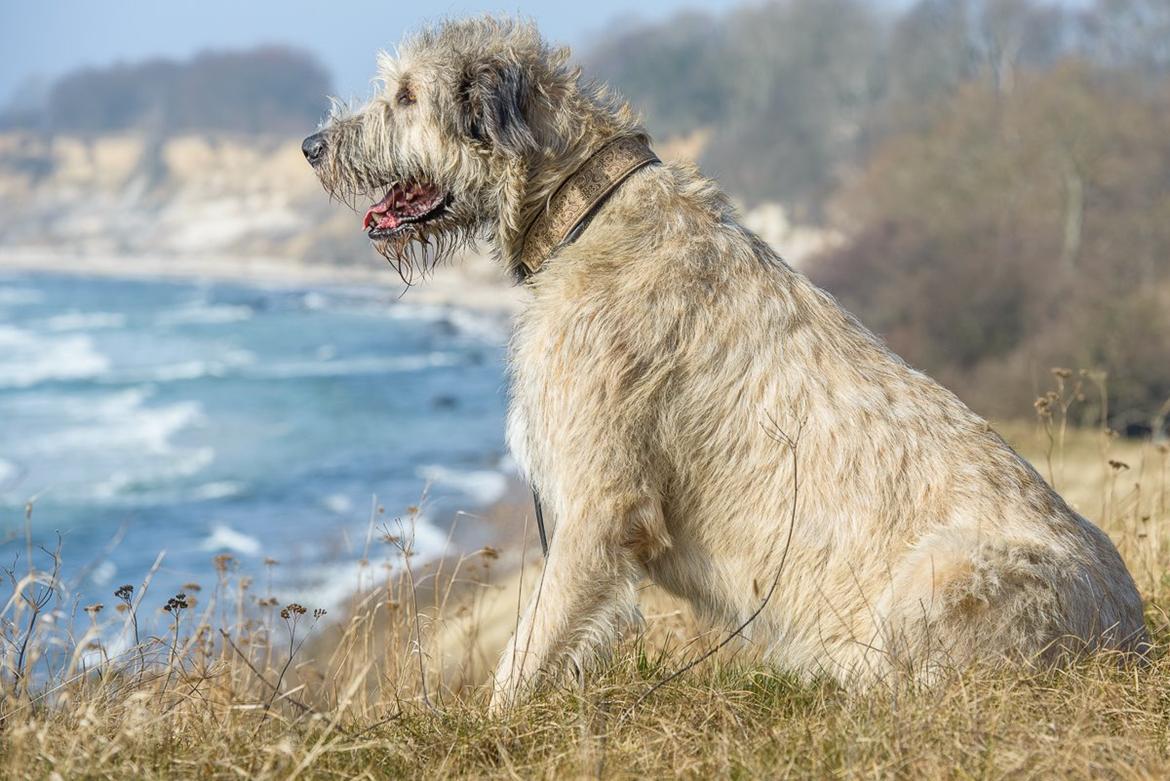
[303,16,1148,706]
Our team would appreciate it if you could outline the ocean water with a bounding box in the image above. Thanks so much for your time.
[0,271,511,614]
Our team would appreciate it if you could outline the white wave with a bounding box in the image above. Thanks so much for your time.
[151,361,216,382]
[243,352,460,380]
[158,303,253,325]
[91,386,153,416]
[93,447,215,499]
[282,519,447,610]
[199,523,262,556]
[323,494,355,515]
[302,292,328,310]
[418,465,509,507]
[103,349,254,384]
[445,308,510,344]
[384,303,509,344]
[0,325,111,388]
[7,385,213,502]
[35,400,204,455]
[39,311,127,332]
[0,286,43,306]
[189,481,245,501]
[0,458,16,485]
[90,560,117,586]
[3,386,151,421]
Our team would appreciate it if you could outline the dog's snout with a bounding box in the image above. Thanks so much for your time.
[302,133,327,167]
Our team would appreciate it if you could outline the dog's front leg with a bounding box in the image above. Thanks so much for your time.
[490,493,662,709]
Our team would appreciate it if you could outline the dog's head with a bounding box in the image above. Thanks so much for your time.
[303,17,571,281]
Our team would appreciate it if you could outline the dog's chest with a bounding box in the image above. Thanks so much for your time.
[502,290,583,490]
[503,316,547,486]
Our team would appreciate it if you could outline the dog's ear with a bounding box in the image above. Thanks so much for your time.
[457,57,535,156]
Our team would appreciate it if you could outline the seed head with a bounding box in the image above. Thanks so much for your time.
[164,593,190,613]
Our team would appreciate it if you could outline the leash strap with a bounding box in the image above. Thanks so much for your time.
[532,489,548,556]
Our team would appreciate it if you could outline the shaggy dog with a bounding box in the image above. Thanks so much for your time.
[303,16,1147,705]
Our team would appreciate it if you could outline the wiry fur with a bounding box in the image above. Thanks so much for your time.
[305,16,1149,706]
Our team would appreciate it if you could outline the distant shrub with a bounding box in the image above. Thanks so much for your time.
[811,64,1170,430]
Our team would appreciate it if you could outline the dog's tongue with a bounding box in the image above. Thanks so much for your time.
[363,190,399,231]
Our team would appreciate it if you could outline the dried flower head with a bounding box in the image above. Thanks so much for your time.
[114,584,134,602]
[280,603,307,620]
[1034,393,1058,416]
[1108,459,1130,472]
[84,603,104,615]
[164,593,190,613]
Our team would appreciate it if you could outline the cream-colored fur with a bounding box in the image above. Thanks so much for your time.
[305,17,1148,707]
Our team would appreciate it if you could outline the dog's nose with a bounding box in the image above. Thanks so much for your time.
[302,133,327,166]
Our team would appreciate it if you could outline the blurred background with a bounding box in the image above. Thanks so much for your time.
[1,0,1168,613]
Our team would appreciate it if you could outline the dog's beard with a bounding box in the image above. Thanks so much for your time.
[371,223,468,286]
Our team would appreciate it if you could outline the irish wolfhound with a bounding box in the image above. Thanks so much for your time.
[303,17,1147,704]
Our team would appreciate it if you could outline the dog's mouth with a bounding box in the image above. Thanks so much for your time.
[362,181,452,240]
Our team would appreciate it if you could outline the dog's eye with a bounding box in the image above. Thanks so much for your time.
[396,85,417,107]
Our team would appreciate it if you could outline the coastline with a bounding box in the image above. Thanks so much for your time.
[0,245,534,612]
[0,246,527,315]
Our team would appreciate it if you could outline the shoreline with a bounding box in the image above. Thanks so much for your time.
[0,247,526,315]
[1,246,534,610]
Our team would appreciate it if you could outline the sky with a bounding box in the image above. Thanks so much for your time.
[0,0,761,108]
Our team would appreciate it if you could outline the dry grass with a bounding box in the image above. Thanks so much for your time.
[3,380,1170,779]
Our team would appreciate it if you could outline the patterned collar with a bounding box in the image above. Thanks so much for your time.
[516,135,660,275]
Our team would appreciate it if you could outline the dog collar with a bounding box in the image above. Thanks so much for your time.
[517,135,660,276]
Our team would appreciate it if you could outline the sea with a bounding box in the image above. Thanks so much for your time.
[0,270,512,619]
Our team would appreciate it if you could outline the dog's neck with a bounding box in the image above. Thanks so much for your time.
[502,133,658,277]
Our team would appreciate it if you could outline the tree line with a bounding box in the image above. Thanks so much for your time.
[1,46,331,135]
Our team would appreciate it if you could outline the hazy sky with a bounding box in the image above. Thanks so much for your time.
[0,0,764,107]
